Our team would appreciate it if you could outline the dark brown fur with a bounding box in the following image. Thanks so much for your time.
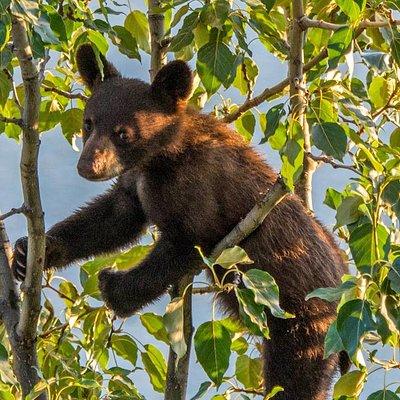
[12,44,348,399]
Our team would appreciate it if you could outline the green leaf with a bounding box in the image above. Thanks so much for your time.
[390,28,400,67]
[0,20,9,51]
[333,370,366,398]
[382,180,400,219]
[87,30,109,55]
[169,12,198,52]
[0,389,15,400]
[335,195,363,227]
[0,48,12,69]
[324,188,342,210]
[111,334,138,366]
[312,122,347,161]
[349,223,389,268]
[368,76,391,109]
[0,71,11,107]
[327,27,352,69]
[235,288,269,337]
[235,355,263,389]
[33,14,59,45]
[110,26,140,60]
[58,281,78,307]
[232,58,258,96]
[140,313,169,343]
[389,258,400,293]
[163,297,187,359]
[362,51,390,72]
[234,110,255,142]
[336,0,366,21]
[45,5,68,42]
[264,103,285,140]
[197,29,236,96]
[231,337,248,354]
[0,343,8,361]
[264,386,284,399]
[262,0,276,12]
[242,269,293,319]
[306,280,356,302]
[25,380,48,400]
[170,5,190,29]
[190,382,212,400]
[0,0,10,13]
[390,128,400,148]
[61,108,83,144]
[367,390,400,400]
[194,321,231,386]
[324,321,344,358]
[215,246,253,269]
[281,119,303,191]
[336,299,376,356]
[141,344,166,393]
[124,11,150,53]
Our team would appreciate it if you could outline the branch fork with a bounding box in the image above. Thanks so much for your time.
[0,204,30,221]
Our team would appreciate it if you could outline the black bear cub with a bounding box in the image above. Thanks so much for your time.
[12,44,347,399]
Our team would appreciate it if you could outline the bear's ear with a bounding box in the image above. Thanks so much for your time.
[76,44,121,91]
[150,60,193,106]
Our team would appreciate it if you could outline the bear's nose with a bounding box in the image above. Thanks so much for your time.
[77,158,97,180]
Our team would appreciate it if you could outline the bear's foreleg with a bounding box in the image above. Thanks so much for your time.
[98,238,201,317]
[12,184,147,280]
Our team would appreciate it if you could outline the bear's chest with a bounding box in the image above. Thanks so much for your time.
[135,172,174,228]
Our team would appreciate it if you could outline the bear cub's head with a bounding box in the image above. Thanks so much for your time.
[75,44,193,181]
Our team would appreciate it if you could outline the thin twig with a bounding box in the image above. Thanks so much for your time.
[38,51,51,83]
[39,307,99,338]
[43,283,75,304]
[0,115,23,126]
[192,286,218,295]
[228,387,264,395]
[42,85,88,101]
[241,61,253,101]
[299,15,400,31]
[0,205,28,221]
[3,69,23,113]
[306,152,362,176]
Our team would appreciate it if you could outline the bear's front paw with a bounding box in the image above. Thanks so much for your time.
[98,268,139,318]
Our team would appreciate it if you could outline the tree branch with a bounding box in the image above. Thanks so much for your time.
[164,273,194,400]
[0,205,28,221]
[299,15,400,31]
[211,177,289,259]
[148,0,167,81]
[289,1,315,211]
[147,3,193,398]
[7,14,47,399]
[42,84,88,101]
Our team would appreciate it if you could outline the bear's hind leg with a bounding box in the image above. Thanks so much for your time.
[263,308,339,400]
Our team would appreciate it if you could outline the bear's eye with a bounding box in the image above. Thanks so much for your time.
[117,128,129,142]
[83,119,93,133]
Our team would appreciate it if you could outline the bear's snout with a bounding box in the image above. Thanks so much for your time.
[77,134,124,181]
[77,157,99,180]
